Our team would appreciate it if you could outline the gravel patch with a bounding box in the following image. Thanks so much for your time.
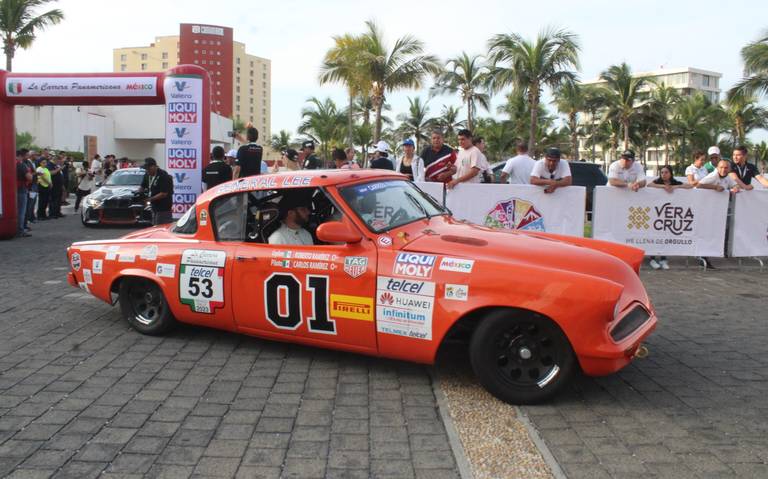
[437,358,553,479]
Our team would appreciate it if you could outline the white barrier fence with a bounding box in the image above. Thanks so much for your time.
[416,182,586,237]
[730,189,768,257]
[593,186,729,257]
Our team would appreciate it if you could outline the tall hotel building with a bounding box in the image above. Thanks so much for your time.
[113,24,271,139]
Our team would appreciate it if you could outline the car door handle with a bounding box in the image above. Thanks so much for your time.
[235,255,258,262]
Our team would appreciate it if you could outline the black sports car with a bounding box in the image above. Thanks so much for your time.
[81,168,152,226]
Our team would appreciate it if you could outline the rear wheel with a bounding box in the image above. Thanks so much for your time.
[469,310,575,404]
[119,278,175,335]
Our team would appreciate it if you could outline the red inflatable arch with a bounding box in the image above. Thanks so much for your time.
[0,64,210,239]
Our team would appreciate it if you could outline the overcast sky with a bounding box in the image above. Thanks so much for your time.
[11,0,768,140]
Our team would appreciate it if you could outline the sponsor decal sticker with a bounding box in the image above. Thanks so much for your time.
[118,253,136,263]
[444,284,469,301]
[199,209,208,226]
[330,294,374,321]
[83,269,93,285]
[181,249,226,267]
[140,245,158,260]
[376,276,435,340]
[156,263,176,278]
[105,245,120,260]
[439,257,474,273]
[71,253,81,271]
[92,259,103,275]
[344,256,368,278]
[179,250,226,314]
[393,253,436,279]
[378,236,393,247]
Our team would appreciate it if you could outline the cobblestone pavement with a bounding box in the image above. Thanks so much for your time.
[0,211,460,478]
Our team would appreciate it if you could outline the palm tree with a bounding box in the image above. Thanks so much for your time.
[581,85,606,162]
[357,20,441,143]
[353,123,373,165]
[319,34,368,148]
[497,88,551,155]
[473,117,516,163]
[270,130,293,152]
[1,0,64,71]
[298,97,346,163]
[672,93,725,164]
[647,84,680,164]
[487,27,580,151]
[396,97,434,152]
[729,29,768,99]
[434,105,464,143]
[431,52,490,131]
[552,81,585,160]
[599,62,649,150]
[723,94,768,147]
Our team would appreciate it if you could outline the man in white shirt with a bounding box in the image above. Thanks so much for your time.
[530,147,572,193]
[500,142,536,184]
[447,129,482,189]
[608,150,646,191]
[697,160,741,194]
[685,150,709,186]
[268,196,314,245]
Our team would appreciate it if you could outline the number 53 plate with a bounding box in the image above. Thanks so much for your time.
[179,250,226,314]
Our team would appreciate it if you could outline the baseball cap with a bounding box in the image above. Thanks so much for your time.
[226,149,237,157]
[545,147,561,158]
[284,148,298,161]
[301,140,315,150]
[402,139,415,147]
[141,157,157,169]
[375,140,390,153]
[707,146,721,156]
[620,149,636,160]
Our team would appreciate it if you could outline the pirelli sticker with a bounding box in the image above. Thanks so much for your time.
[330,294,373,321]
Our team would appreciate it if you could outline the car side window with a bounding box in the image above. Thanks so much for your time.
[211,193,247,241]
[172,206,197,235]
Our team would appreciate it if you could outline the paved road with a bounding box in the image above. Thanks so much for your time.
[0,212,459,478]
[521,262,768,478]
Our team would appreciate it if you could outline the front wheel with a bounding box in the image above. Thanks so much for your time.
[119,278,176,335]
[469,310,575,404]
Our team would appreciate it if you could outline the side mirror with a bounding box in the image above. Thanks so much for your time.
[316,221,363,244]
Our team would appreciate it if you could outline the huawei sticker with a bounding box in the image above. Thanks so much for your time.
[378,236,393,247]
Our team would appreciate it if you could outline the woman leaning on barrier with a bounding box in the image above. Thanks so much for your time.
[647,165,692,270]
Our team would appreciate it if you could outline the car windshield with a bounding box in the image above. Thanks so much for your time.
[105,170,145,186]
[338,180,446,232]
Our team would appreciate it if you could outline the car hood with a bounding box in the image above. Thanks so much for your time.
[402,216,643,285]
[90,185,142,200]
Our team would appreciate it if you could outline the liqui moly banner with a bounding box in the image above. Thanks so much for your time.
[445,184,586,237]
[592,186,729,257]
[164,74,204,218]
[730,190,768,257]
[414,181,444,206]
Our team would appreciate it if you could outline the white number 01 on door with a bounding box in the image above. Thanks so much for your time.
[179,249,226,314]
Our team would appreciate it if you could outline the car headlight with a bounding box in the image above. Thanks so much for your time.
[85,197,102,208]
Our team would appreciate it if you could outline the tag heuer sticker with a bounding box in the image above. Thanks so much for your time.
[344,256,368,278]
[156,263,176,278]
[92,259,103,274]
[71,253,81,271]
[444,284,469,301]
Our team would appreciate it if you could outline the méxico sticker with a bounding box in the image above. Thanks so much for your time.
[344,256,368,278]
[439,257,475,273]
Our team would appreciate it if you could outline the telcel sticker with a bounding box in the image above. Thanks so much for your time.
[179,250,226,314]
[444,284,469,301]
[71,253,81,271]
[439,257,474,274]
[92,259,103,274]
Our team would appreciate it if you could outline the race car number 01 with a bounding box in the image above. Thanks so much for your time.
[264,273,336,335]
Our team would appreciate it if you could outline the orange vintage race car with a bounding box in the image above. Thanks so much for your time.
[66,170,656,404]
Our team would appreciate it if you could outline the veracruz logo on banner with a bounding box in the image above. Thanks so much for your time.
[164,75,203,217]
[593,187,729,257]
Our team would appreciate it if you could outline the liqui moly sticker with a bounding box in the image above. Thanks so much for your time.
[71,253,81,271]
[344,256,368,278]
[393,253,436,279]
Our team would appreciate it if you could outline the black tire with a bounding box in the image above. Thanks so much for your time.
[469,310,575,405]
[81,209,95,227]
[119,277,176,335]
